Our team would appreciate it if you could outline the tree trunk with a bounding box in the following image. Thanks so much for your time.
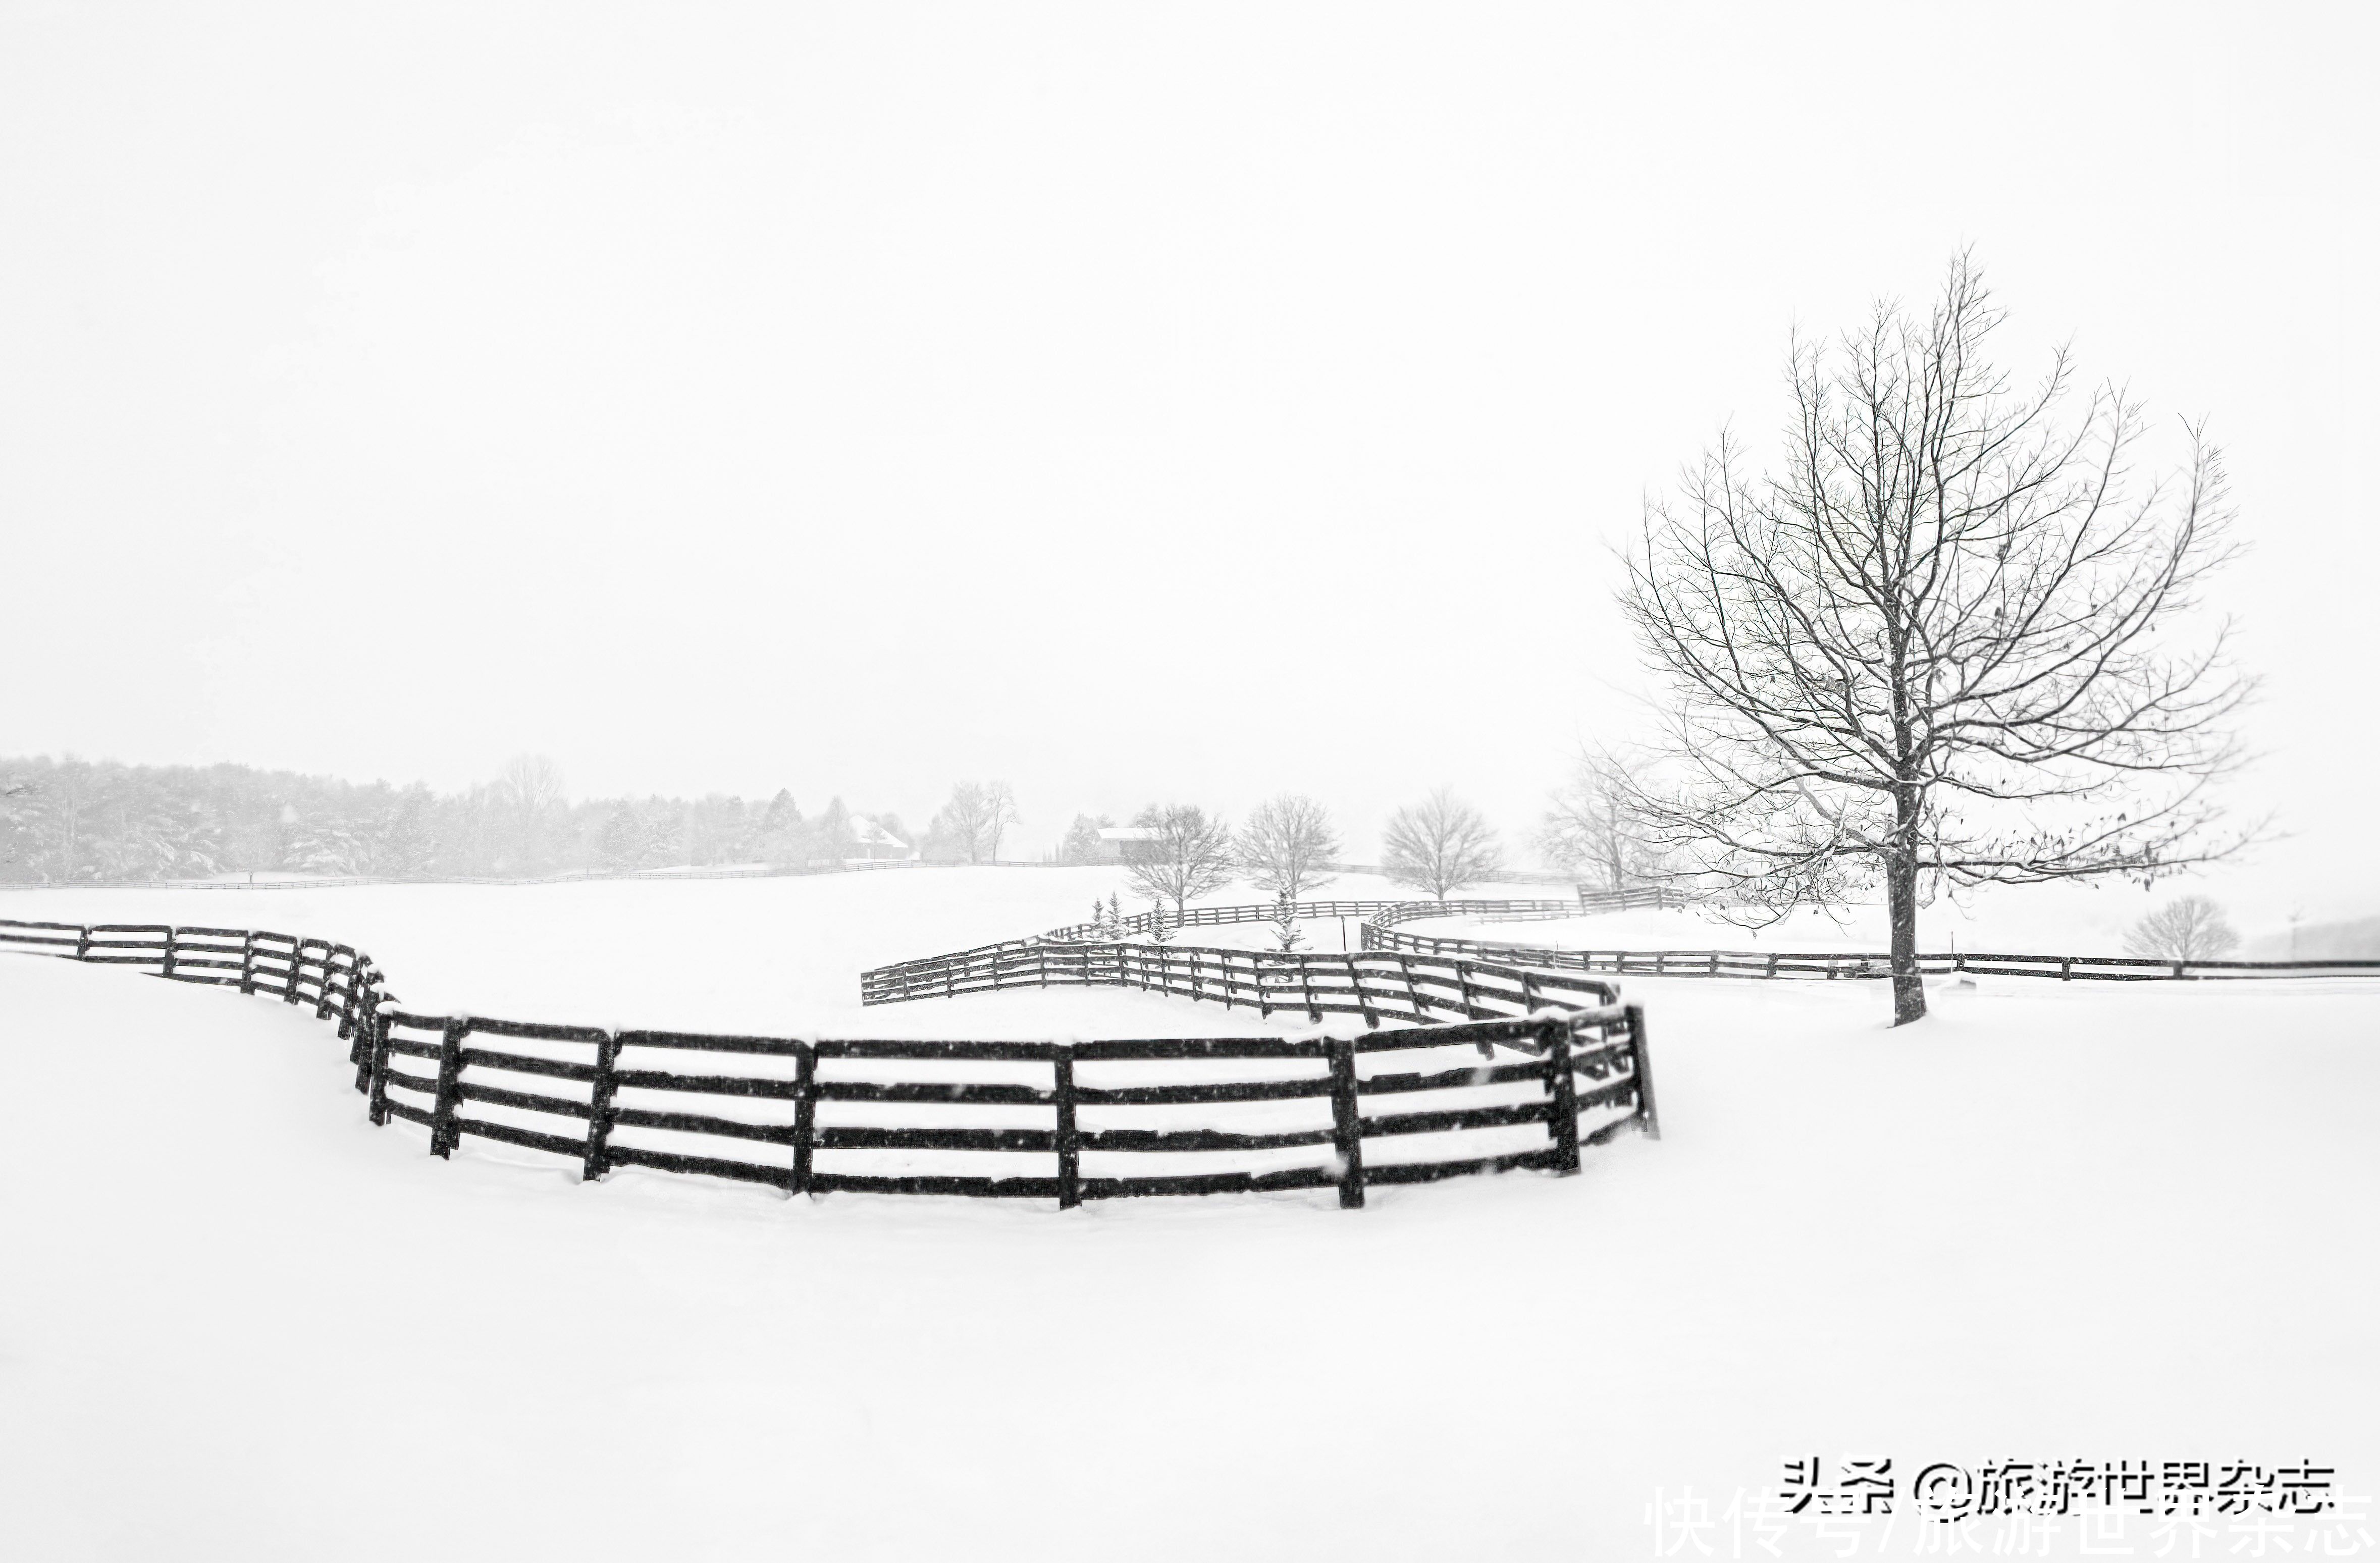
[1886,843,1926,1027]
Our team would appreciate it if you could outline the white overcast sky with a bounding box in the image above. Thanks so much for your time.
[3,3,2374,917]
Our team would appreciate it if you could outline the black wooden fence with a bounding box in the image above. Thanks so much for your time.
[859,933,1625,1027]
[1,914,1657,1210]
[366,1008,1654,1209]
[1361,922,2380,983]
[1033,895,1586,945]
[0,917,393,1019]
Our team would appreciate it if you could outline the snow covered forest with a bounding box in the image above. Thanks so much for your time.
[0,754,905,882]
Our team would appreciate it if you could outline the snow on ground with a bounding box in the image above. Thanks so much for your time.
[4,871,2377,1561]
[0,870,1555,1036]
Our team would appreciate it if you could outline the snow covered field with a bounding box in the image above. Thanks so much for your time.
[4,870,2377,1560]
[0,867,1550,1036]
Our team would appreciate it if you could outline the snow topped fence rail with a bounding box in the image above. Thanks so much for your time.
[1360,908,2380,983]
[0,913,1657,1211]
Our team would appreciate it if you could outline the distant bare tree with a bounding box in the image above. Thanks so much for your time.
[2124,894,2239,962]
[1125,803,1235,919]
[1237,794,1340,902]
[935,780,1021,865]
[1617,255,2254,1027]
[980,781,1018,860]
[494,754,568,873]
[1539,749,1666,891]
[1382,788,1501,901]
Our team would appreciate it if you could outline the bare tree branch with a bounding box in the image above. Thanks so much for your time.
[1616,253,2258,1025]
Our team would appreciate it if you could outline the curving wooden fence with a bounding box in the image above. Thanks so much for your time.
[1,912,1657,1210]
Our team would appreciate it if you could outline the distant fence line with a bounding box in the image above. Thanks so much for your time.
[0,912,1657,1211]
[1363,921,2380,983]
[873,886,1681,976]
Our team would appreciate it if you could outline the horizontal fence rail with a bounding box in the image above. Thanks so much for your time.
[899,894,1593,971]
[2,913,1658,1211]
[1360,923,2380,983]
[860,937,1621,1028]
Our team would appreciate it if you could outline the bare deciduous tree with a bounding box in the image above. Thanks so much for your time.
[494,754,568,873]
[936,780,1021,865]
[1617,255,2254,1026]
[1125,803,1235,919]
[1539,749,1667,892]
[2124,894,2240,962]
[1237,793,1341,902]
[1382,788,1501,901]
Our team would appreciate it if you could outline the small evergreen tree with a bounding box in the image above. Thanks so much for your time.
[1147,901,1173,942]
[1270,891,1305,951]
[1062,813,1113,866]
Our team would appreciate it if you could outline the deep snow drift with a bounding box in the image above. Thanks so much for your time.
[3,870,2376,1561]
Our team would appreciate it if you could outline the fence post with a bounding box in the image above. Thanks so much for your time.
[1300,958,1320,1023]
[1400,954,1431,1020]
[315,949,339,1020]
[341,958,369,1044]
[1327,1039,1365,1210]
[790,1042,818,1197]
[339,961,361,1052]
[581,1031,620,1183]
[1542,1019,1580,1175]
[284,938,304,1004]
[1053,1045,1081,1211]
[240,930,256,995]
[1347,956,1377,1028]
[430,1017,469,1158]
[74,924,90,961]
[1625,1004,1661,1140]
[349,970,377,1089]
[366,1011,394,1126]
[162,926,177,981]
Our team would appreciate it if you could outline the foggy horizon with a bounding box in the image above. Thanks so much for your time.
[7,5,2374,923]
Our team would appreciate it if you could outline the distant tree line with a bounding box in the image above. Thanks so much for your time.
[0,753,912,883]
[2,752,1541,905]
